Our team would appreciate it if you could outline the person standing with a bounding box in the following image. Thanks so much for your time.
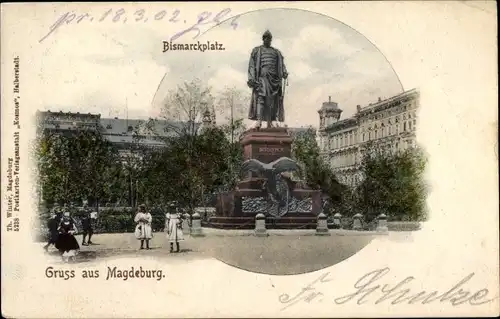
[134,204,153,250]
[43,213,59,252]
[165,204,185,253]
[53,204,63,225]
[55,212,80,262]
[80,204,94,246]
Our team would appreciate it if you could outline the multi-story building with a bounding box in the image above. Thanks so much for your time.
[317,89,420,187]
[35,110,197,158]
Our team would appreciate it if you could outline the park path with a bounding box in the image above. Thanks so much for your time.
[41,230,384,275]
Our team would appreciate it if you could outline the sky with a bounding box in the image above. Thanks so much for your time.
[34,8,403,128]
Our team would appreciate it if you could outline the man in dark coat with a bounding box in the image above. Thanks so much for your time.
[247,30,289,129]
[43,213,60,251]
[80,205,94,246]
[53,204,63,225]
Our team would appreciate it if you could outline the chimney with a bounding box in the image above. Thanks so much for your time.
[378,97,382,102]
[329,96,331,102]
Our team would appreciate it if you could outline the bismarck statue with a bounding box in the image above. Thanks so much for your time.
[207,30,322,229]
[247,30,288,129]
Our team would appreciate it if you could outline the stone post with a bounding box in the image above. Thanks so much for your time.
[182,213,191,235]
[254,213,268,237]
[352,213,363,231]
[190,212,204,237]
[316,213,330,236]
[376,213,389,233]
[333,213,342,229]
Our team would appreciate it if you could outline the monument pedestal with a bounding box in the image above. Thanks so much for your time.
[207,127,322,229]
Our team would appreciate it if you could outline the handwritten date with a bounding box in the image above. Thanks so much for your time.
[39,8,240,44]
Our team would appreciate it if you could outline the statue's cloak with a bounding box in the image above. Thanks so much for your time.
[247,45,287,122]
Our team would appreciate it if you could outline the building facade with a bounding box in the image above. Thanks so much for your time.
[35,110,200,158]
[317,89,420,187]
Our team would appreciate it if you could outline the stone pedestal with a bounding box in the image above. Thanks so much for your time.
[352,213,363,231]
[254,213,268,237]
[241,127,293,162]
[376,213,388,233]
[190,212,205,237]
[208,128,322,229]
[333,213,342,229]
[315,213,330,236]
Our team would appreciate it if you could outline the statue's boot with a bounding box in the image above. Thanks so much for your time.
[255,120,262,129]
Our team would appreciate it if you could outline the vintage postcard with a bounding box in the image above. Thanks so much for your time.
[1,1,498,318]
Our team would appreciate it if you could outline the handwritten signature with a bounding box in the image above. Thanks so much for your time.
[279,267,496,311]
[39,8,240,44]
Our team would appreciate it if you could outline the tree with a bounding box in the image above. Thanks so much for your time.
[291,127,345,203]
[35,128,119,207]
[356,143,428,222]
[215,86,249,143]
[156,79,215,209]
[159,78,215,138]
[135,126,234,212]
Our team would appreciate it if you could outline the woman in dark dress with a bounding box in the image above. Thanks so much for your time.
[55,212,80,262]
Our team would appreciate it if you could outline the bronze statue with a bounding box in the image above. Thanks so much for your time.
[247,30,289,129]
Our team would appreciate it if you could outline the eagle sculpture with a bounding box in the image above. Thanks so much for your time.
[241,157,302,211]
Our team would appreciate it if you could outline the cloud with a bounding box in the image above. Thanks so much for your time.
[208,66,247,91]
[286,59,320,82]
[288,25,362,61]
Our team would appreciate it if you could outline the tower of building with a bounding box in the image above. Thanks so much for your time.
[318,96,342,129]
[317,96,343,152]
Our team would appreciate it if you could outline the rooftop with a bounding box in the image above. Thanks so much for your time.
[357,89,419,114]
[324,117,358,132]
[319,96,342,112]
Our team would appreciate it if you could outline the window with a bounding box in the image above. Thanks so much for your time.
[403,122,407,131]
[363,133,366,142]
[388,126,392,135]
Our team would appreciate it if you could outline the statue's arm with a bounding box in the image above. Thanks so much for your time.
[248,48,257,84]
[280,52,288,79]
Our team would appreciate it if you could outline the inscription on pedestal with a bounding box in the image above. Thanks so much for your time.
[258,146,285,154]
[252,145,290,164]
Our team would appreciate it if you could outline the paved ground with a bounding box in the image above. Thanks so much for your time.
[42,229,382,275]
